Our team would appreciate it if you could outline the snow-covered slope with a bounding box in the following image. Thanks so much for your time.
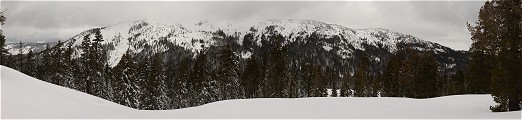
[63,19,464,69]
[1,65,135,118]
[4,42,57,55]
[2,65,520,119]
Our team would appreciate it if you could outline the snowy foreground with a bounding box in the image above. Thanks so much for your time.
[1,66,520,119]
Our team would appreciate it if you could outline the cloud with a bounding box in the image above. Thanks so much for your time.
[1,1,484,50]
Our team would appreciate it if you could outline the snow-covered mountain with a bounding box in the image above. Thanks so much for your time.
[5,42,57,55]
[62,19,467,73]
[2,65,519,119]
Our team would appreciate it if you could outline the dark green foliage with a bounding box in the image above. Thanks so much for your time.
[23,50,37,76]
[150,53,171,109]
[267,34,289,98]
[443,69,466,95]
[467,1,496,94]
[468,0,521,112]
[310,64,327,97]
[218,44,243,99]
[113,50,140,108]
[382,46,402,97]
[287,63,299,98]
[137,57,154,110]
[241,56,261,98]
[17,42,23,71]
[79,35,91,93]
[354,53,370,97]
[381,43,440,98]
[340,71,352,97]
[190,50,219,105]
[413,51,439,98]
[0,9,7,65]
[172,57,192,108]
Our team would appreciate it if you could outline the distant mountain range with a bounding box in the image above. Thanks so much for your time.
[9,19,468,74]
[5,42,57,55]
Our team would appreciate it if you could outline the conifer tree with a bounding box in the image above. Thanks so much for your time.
[267,34,288,98]
[340,71,351,97]
[414,50,438,98]
[468,0,521,112]
[113,50,140,108]
[0,9,7,65]
[301,60,314,97]
[452,69,466,94]
[287,64,299,98]
[50,41,65,86]
[80,35,91,94]
[218,44,243,99]
[310,64,327,97]
[89,30,108,98]
[39,43,56,84]
[493,0,521,111]
[241,56,261,98]
[62,43,77,90]
[173,57,191,108]
[17,42,23,71]
[354,53,370,97]
[467,1,496,94]
[382,42,409,97]
[190,50,218,105]
[332,79,338,97]
[150,53,171,109]
[137,57,153,110]
[24,50,36,76]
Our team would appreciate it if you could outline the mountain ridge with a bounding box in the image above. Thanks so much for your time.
[61,19,463,70]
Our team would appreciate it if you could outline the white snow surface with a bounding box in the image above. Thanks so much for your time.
[2,65,520,119]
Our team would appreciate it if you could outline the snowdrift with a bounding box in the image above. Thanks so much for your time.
[1,66,520,119]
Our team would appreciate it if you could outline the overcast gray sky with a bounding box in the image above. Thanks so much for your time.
[1,1,484,50]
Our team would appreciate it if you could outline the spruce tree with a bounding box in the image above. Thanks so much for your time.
[0,9,7,65]
[39,43,56,84]
[150,53,171,109]
[467,1,496,94]
[241,56,261,98]
[137,57,153,110]
[218,44,243,99]
[173,57,191,108]
[89,30,108,99]
[354,53,370,97]
[287,64,299,98]
[332,78,338,97]
[310,64,326,97]
[17,42,23,71]
[469,0,522,112]
[24,50,36,76]
[80,35,91,94]
[113,50,140,108]
[340,71,351,97]
[414,50,438,98]
[495,0,521,111]
[190,50,217,105]
[267,34,288,98]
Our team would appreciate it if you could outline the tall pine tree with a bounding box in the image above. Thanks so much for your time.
[469,0,522,112]
[218,44,243,99]
[241,56,261,98]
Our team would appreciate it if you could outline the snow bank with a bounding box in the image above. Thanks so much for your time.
[1,66,520,119]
